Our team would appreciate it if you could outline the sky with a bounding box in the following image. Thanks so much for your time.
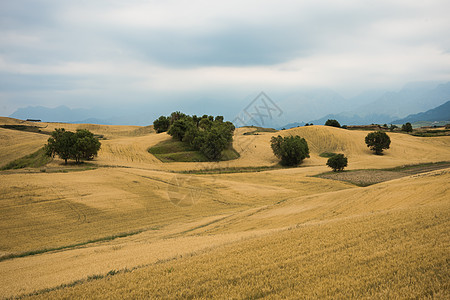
[1,0,450,119]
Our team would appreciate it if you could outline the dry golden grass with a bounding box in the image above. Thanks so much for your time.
[24,172,450,299]
[0,119,449,298]
[0,128,48,168]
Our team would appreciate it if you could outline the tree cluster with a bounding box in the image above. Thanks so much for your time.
[270,135,310,166]
[45,128,101,164]
[325,119,341,128]
[154,112,235,161]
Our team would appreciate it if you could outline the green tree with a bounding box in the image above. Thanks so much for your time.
[326,154,348,172]
[401,122,413,132]
[200,126,228,160]
[153,116,170,133]
[365,131,391,155]
[45,128,76,164]
[325,119,341,128]
[73,129,101,163]
[167,118,192,141]
[270,135,310,166]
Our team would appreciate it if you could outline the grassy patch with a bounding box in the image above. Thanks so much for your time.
[1,147,52,170]
[181,165,280,175]
[319,152,338,158]
[242,126,278,135]
[411,129,450,137]
[315,161,450,186]
[0,229,148,262]
[148,139,240,162]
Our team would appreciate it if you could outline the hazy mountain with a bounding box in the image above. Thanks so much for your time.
[277,122,306,130]
[391,101,450,124]
[8,82,450,127]
[354,82,450,118]
[307,82,450,125]
[309,113,394,126]
[10,105,99,123]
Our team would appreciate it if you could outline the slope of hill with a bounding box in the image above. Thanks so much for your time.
[1,119,449,298]
[392,100,450,124]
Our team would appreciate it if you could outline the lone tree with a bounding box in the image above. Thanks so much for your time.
[270,135,310,166]
[45,128,101,164]
[401,122,413,132]
[326,154,348,172]
[325,119,340,128]
[365,131,391,155]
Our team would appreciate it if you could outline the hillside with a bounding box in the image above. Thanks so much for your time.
[0,118,449,298]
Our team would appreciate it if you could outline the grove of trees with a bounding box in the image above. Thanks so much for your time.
[270,135,310,166]
[153,112,235,161]
[325,119,341,128]
[45,128,101,164]
[326,154,348,171]
[365,131,391,155]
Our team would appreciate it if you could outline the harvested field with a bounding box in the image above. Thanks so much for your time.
[0,117,449,299]
[316,161,450,186]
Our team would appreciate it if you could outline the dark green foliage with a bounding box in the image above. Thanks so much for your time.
[389,124,398,132]
[45,128,101,164]
[270,135,310,166]
[45,128,76,164]
[402,122,413,132]
[325,119,341,128]
[73,129,101,163]
[365,131,391,155]
[168,118,193,141]
[156,112,236,161]
[153,116,170,133]
[326,154,348,171]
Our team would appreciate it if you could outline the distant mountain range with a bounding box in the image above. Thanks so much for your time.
[391,101,450,124]
[8,81,450,127]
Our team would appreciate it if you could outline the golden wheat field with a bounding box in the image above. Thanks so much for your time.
[0,116,449,299]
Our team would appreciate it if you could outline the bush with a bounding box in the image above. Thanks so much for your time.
[270,135,310,166]
[326,154,348,172]
[325,119,340,128]
[401,122,413,132]
[365,131,391,155]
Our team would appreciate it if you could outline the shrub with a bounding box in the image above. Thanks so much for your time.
[270,135,310,166]
[326,154,348,172]
[365,131,391,155]
[401,122,413,132]
[325,119,340,128]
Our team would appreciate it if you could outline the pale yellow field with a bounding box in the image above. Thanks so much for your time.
[0,116,449,299]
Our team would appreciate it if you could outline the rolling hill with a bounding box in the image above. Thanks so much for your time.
[0,117,449,299]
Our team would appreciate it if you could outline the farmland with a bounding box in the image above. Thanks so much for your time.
[0,116,449,299]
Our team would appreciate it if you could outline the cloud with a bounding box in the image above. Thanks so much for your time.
[1,0,450,116]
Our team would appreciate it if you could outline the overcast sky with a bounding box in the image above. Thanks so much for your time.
[1,0,450,117]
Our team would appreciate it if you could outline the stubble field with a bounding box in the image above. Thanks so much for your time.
[0,116,449,299]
